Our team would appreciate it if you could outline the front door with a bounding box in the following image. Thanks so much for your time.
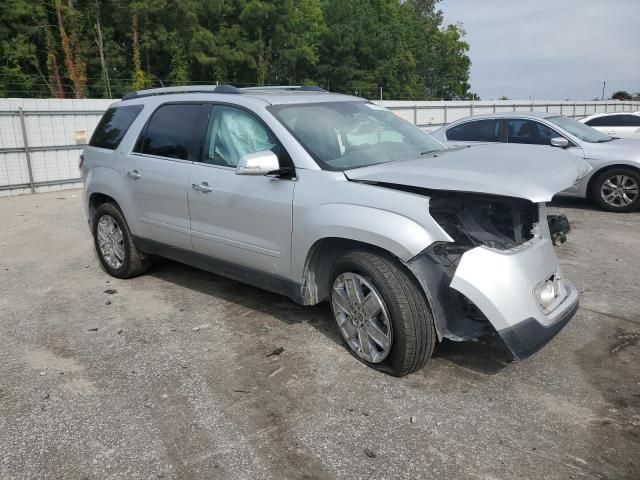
[188,104,295,278]
[126,102,209,250]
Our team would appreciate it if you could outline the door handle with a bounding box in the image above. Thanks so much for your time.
[127,170,141,179]
[192,182,213,193]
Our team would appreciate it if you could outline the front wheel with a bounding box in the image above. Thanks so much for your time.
[591,167,640,212]
[329,250,436,377]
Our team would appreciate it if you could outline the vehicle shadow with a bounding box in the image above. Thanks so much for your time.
[433,335,514,375]
[149,258,516,374]
[148,258,344,346]
[549,196,597,211]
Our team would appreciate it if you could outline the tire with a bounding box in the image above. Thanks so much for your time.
[590,167,640,212]
[92,202,151,279]
[329,250,436,377]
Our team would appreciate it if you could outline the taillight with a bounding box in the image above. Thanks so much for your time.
[79,153,85,169]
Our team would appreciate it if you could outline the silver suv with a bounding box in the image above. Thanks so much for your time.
[82,85,588,376]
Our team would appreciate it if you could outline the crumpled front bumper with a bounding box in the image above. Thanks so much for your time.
[449,237,579,359]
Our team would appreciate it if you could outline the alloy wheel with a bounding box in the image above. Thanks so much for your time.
[97,215,126,269]
[331,272,393,363]
[600,174,639,208]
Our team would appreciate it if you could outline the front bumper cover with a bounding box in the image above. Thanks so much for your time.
[449,237,579,359]
[498,293,578,359]
[408,236,579,360]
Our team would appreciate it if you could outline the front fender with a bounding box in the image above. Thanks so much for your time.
[301,203,448,262]
[290,170,452,283]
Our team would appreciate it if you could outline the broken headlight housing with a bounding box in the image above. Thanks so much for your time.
[429,192,539,251]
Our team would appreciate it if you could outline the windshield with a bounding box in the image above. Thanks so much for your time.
[547,115,613,143]
[269,101,446,170]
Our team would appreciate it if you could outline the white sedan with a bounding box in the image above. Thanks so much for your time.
[580,112,640,139]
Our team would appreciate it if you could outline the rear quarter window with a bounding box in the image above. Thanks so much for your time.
[89,105,144,150]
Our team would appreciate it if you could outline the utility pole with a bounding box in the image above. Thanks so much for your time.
[601,81,606,100]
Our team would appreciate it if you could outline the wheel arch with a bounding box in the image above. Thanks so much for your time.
[586,163,640,198]
[88,192,119,219]
[300,237,427,307]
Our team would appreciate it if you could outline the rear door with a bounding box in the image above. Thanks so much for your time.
[444,118,502,146]
[188,104,295,278]
[126,103,209,250]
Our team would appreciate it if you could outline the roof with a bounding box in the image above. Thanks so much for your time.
[119,84,361,106]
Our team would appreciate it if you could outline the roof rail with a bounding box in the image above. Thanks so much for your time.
[122,84,240,100]
[240,85,327,92]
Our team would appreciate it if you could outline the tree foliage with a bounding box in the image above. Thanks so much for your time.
[0,0,471,100]
[611,91,632,101]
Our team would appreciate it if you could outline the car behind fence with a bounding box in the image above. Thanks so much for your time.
[1,97,638,196]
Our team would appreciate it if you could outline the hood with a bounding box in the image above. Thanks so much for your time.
[344,143,592,203]
[580,138,640,162]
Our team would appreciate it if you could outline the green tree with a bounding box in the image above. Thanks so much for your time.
[0,0,470,99]
[611,91,632,101]
[0,0,49,97]
[131,14,149,90]
[168,31,189,85]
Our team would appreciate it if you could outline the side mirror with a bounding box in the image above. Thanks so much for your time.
[550,137,569,148]
[235,150,280,176]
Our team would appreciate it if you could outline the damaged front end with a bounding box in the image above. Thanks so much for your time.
[408,191,579,360]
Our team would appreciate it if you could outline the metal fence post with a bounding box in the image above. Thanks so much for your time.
[443,104,448,125]
[413,106,417,125]
[17,107,36,194]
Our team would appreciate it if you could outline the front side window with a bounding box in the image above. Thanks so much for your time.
[506,119,560,145]
[446,119,500,142]
[90,105,143,150]
[269,101,445,171]
[136,103,207,160]
[547,115,612,143]
[203,106,279,167]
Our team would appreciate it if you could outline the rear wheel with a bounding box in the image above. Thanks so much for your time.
[329,250,436,377]
[591,167,640,212]
[92,203,151,278]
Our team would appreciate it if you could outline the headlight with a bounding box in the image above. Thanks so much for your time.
[534,275,561,313]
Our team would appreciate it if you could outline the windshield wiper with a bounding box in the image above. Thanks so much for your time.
[420,149,440,156]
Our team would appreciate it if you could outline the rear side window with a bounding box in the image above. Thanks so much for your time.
[89,105,143,149]
[447,119,500,142]
[136,104,208,161]
[586,115,640,127]
[585,116,609,127]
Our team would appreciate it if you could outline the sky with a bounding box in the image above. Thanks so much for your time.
[438,0,640,101]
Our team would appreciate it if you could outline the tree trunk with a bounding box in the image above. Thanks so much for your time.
[93,0,111,98]
[55,0,83,98]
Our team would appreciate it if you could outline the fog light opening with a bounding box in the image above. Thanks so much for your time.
[534,275,561,313]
